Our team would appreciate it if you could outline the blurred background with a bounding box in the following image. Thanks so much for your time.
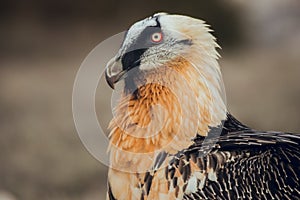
[0,0,299,199]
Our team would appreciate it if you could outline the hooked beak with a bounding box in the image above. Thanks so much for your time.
[105,57,125,89]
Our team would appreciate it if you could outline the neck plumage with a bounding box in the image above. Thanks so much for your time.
[108,56,226,163]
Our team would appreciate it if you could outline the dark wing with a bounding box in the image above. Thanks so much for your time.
[165,114,300,200]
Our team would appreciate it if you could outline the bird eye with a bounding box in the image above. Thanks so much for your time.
[151,32,163,43]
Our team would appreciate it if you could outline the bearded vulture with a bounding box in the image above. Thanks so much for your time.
[104,13,300,200]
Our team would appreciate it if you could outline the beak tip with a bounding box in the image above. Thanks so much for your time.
[105,71,115,90]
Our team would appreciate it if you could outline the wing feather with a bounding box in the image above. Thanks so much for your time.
[163,114,300,199]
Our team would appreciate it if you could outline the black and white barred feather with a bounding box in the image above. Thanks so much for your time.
[118,114,300,200]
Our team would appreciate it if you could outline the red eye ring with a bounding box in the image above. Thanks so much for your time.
[151,32,163,43]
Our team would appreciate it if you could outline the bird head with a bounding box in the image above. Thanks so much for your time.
[105,13,227,156]
[105,13,220,90]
